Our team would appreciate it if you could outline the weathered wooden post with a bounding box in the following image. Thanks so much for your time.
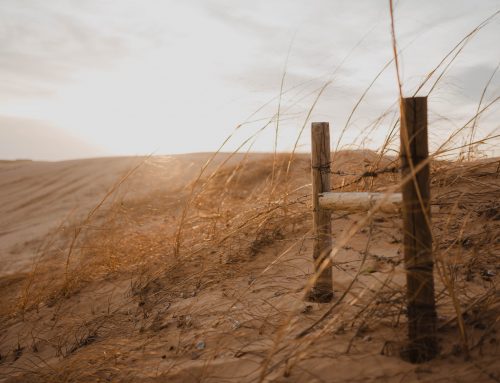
[309,122,334,303]
[400,97,438,362]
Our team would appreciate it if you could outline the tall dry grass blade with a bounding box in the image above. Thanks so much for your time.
[413,10,500,96]
[389,0,403,99]
[63,157,148,285]
[270,34,295,198]
[467,61,500,160]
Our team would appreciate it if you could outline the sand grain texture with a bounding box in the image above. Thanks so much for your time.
[0,153,498,382]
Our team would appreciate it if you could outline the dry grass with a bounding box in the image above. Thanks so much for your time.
[0,151,498,382]
[0,6,499,382]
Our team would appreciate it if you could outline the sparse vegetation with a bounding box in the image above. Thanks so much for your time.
[0,5,499,383]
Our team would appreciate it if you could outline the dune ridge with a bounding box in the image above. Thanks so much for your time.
[0,152,498,382]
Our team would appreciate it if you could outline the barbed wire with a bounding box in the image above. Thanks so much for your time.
[330,165,400,191]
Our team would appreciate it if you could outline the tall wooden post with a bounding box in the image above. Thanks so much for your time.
[308,122,334,303]
[400,97,438,362]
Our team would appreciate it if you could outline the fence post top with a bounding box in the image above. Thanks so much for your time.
[311,121,329,126]
[401,96,427,102]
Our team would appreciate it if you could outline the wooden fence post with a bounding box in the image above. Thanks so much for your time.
[309,122,334,303]
[400,97,438,362]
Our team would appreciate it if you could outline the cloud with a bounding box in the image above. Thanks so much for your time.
[450,64,500,102]
[0,1,136,101]
[0,0,498,158]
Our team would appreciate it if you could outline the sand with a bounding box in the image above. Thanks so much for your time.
[0,154,259,275]
[0,153,498,382]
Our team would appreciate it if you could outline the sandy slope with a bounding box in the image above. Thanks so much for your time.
[0,153,498,382]
[0,153,259,275]
[0,157,137,274]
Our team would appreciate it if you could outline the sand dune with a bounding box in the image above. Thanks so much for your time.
[0,153,498,382]
[0,154,255,275]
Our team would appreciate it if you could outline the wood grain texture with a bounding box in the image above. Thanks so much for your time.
[400,97,438,362]
[308,122,334,302]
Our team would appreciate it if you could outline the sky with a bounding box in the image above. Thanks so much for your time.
[1,0,499,160]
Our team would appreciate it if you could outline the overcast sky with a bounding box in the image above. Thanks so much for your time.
[1,0,499,160]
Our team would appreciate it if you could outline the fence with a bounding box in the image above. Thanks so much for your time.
[308,96,438,363]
